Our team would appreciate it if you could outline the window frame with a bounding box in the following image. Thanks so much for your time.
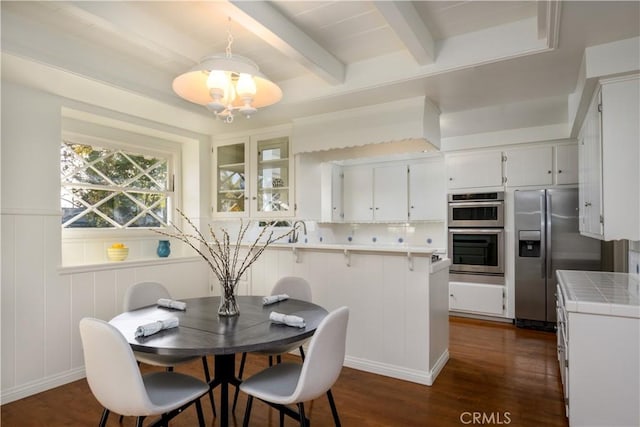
[61,130,181,239]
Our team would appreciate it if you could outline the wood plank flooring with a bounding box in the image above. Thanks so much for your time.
[1,316,568,426]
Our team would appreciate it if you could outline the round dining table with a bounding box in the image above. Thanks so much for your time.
[109,295,328,427]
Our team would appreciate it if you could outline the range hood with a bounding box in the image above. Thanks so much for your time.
[292,96,441,155]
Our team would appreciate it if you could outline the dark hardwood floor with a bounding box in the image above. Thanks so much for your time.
[1,316,568,426]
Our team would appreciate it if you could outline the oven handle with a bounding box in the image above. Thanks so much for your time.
[448,201,504,207]
[448,228,505,234]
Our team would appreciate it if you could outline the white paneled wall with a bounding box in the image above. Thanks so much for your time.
[1,211,210,403]
[244,246,448,385]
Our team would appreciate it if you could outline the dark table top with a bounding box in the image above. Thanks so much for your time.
[109,296,328,357]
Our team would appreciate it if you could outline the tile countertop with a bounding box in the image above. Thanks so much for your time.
[557,270,640,318]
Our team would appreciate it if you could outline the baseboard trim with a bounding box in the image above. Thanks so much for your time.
[1,367,86,405]
[344,350,449,386]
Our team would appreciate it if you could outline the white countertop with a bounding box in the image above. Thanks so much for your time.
[557,270,640,318]
[259,242,444,255]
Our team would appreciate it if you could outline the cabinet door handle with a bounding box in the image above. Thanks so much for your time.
[410,205,415,209]
[375,207,379,210]
[252,196,257,200]
[548,170,552,174]
[585,202,592,207]
[449,177,453,181]
[558,169,563,174]
[369,207,373,210]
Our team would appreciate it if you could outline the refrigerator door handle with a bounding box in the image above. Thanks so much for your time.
[540,192,547,279]
[546,191,553,279]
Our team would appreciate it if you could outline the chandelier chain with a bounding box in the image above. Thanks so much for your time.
[225,30,233,58]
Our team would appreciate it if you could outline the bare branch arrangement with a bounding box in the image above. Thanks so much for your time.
[155,209,294,313]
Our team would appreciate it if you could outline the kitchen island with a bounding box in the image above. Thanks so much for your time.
[556,270,639,427]
[227,243,450,386]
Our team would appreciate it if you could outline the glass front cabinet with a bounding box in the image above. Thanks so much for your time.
[213,131,293,218]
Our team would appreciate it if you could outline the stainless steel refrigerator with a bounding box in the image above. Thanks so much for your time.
[514,188,601,328]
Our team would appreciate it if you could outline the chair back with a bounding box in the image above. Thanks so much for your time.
[79,318,154,416]
[271,276,312,302]
[291,306,349,402]
[124,281,171,311]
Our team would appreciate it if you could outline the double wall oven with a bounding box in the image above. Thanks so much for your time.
[448,192,505,280]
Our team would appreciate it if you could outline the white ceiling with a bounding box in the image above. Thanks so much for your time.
[1,1,639,139]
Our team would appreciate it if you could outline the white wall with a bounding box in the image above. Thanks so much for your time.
[0,81,212,403]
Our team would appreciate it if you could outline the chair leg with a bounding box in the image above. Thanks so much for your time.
[327,389,341,427]
[242,395,254,427]
[279,408,285,427]
[195,398,205,427]
[299,345,306,361]
[269,355,274,366]
[232,352,247,412]
[276,354,282,364]
[298,402,308,427]
[99,408,110,427]
[135,416,145,427]
[201,356,216,416]
[118,414,124,423]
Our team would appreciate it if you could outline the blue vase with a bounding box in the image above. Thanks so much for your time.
[157,240,171,258]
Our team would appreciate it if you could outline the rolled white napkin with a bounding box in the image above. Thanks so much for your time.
[269,311,306,328]
[262,294,290,305]
[157,298,186,311]
[135,317,179,338]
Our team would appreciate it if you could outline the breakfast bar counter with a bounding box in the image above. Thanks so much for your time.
[228,244,451,386]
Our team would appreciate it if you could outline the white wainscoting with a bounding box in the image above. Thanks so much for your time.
[1,212,210,404]
[244,246,449,386]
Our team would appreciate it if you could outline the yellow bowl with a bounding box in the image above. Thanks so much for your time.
[107,247,129,261]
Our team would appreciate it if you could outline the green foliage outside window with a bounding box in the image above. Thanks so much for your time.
[60,141,171,228]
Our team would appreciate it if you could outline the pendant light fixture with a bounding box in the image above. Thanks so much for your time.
[172,19,282,123]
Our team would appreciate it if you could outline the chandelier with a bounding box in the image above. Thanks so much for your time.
[172,22,282,123]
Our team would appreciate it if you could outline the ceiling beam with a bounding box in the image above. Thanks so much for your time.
[374,1,435,65]
[537,0,562,49]
[226,0,345,85]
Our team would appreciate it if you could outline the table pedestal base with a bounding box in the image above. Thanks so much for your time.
[209,354,241,427]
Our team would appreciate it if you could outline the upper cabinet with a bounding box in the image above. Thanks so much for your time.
[446,143,579,191]
[555,144,579,185]
[343,163,408,222]
[446,151,503,189]
[409,158,446,221]
[214,137,248,215]
[503,146,553,187]
[213,130,294,218]
[578,76,640,241]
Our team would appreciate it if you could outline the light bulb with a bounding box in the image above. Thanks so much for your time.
[236,73,257,97]
[206,70,228,92]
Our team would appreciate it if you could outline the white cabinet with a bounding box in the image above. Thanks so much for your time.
[408,158,445,221]
[213,137,249,216]
[448,282,504,316]
[343,164,408,222]
[213,131,294,218]
[320,163,343,222]
[557,280,640,427]
[578,76,639,240]
[555,144,578,185]
[503,146,553,187]
[445,151,503,190]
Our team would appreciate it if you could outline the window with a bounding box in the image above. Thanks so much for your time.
[60,140,173,229]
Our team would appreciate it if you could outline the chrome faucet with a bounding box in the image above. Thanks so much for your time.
[290,220,307,243]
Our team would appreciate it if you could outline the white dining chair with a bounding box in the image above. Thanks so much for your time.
[232,276,312,411]
[240,306,349,427]
[79,317,208,427]
[123,282,215,416]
